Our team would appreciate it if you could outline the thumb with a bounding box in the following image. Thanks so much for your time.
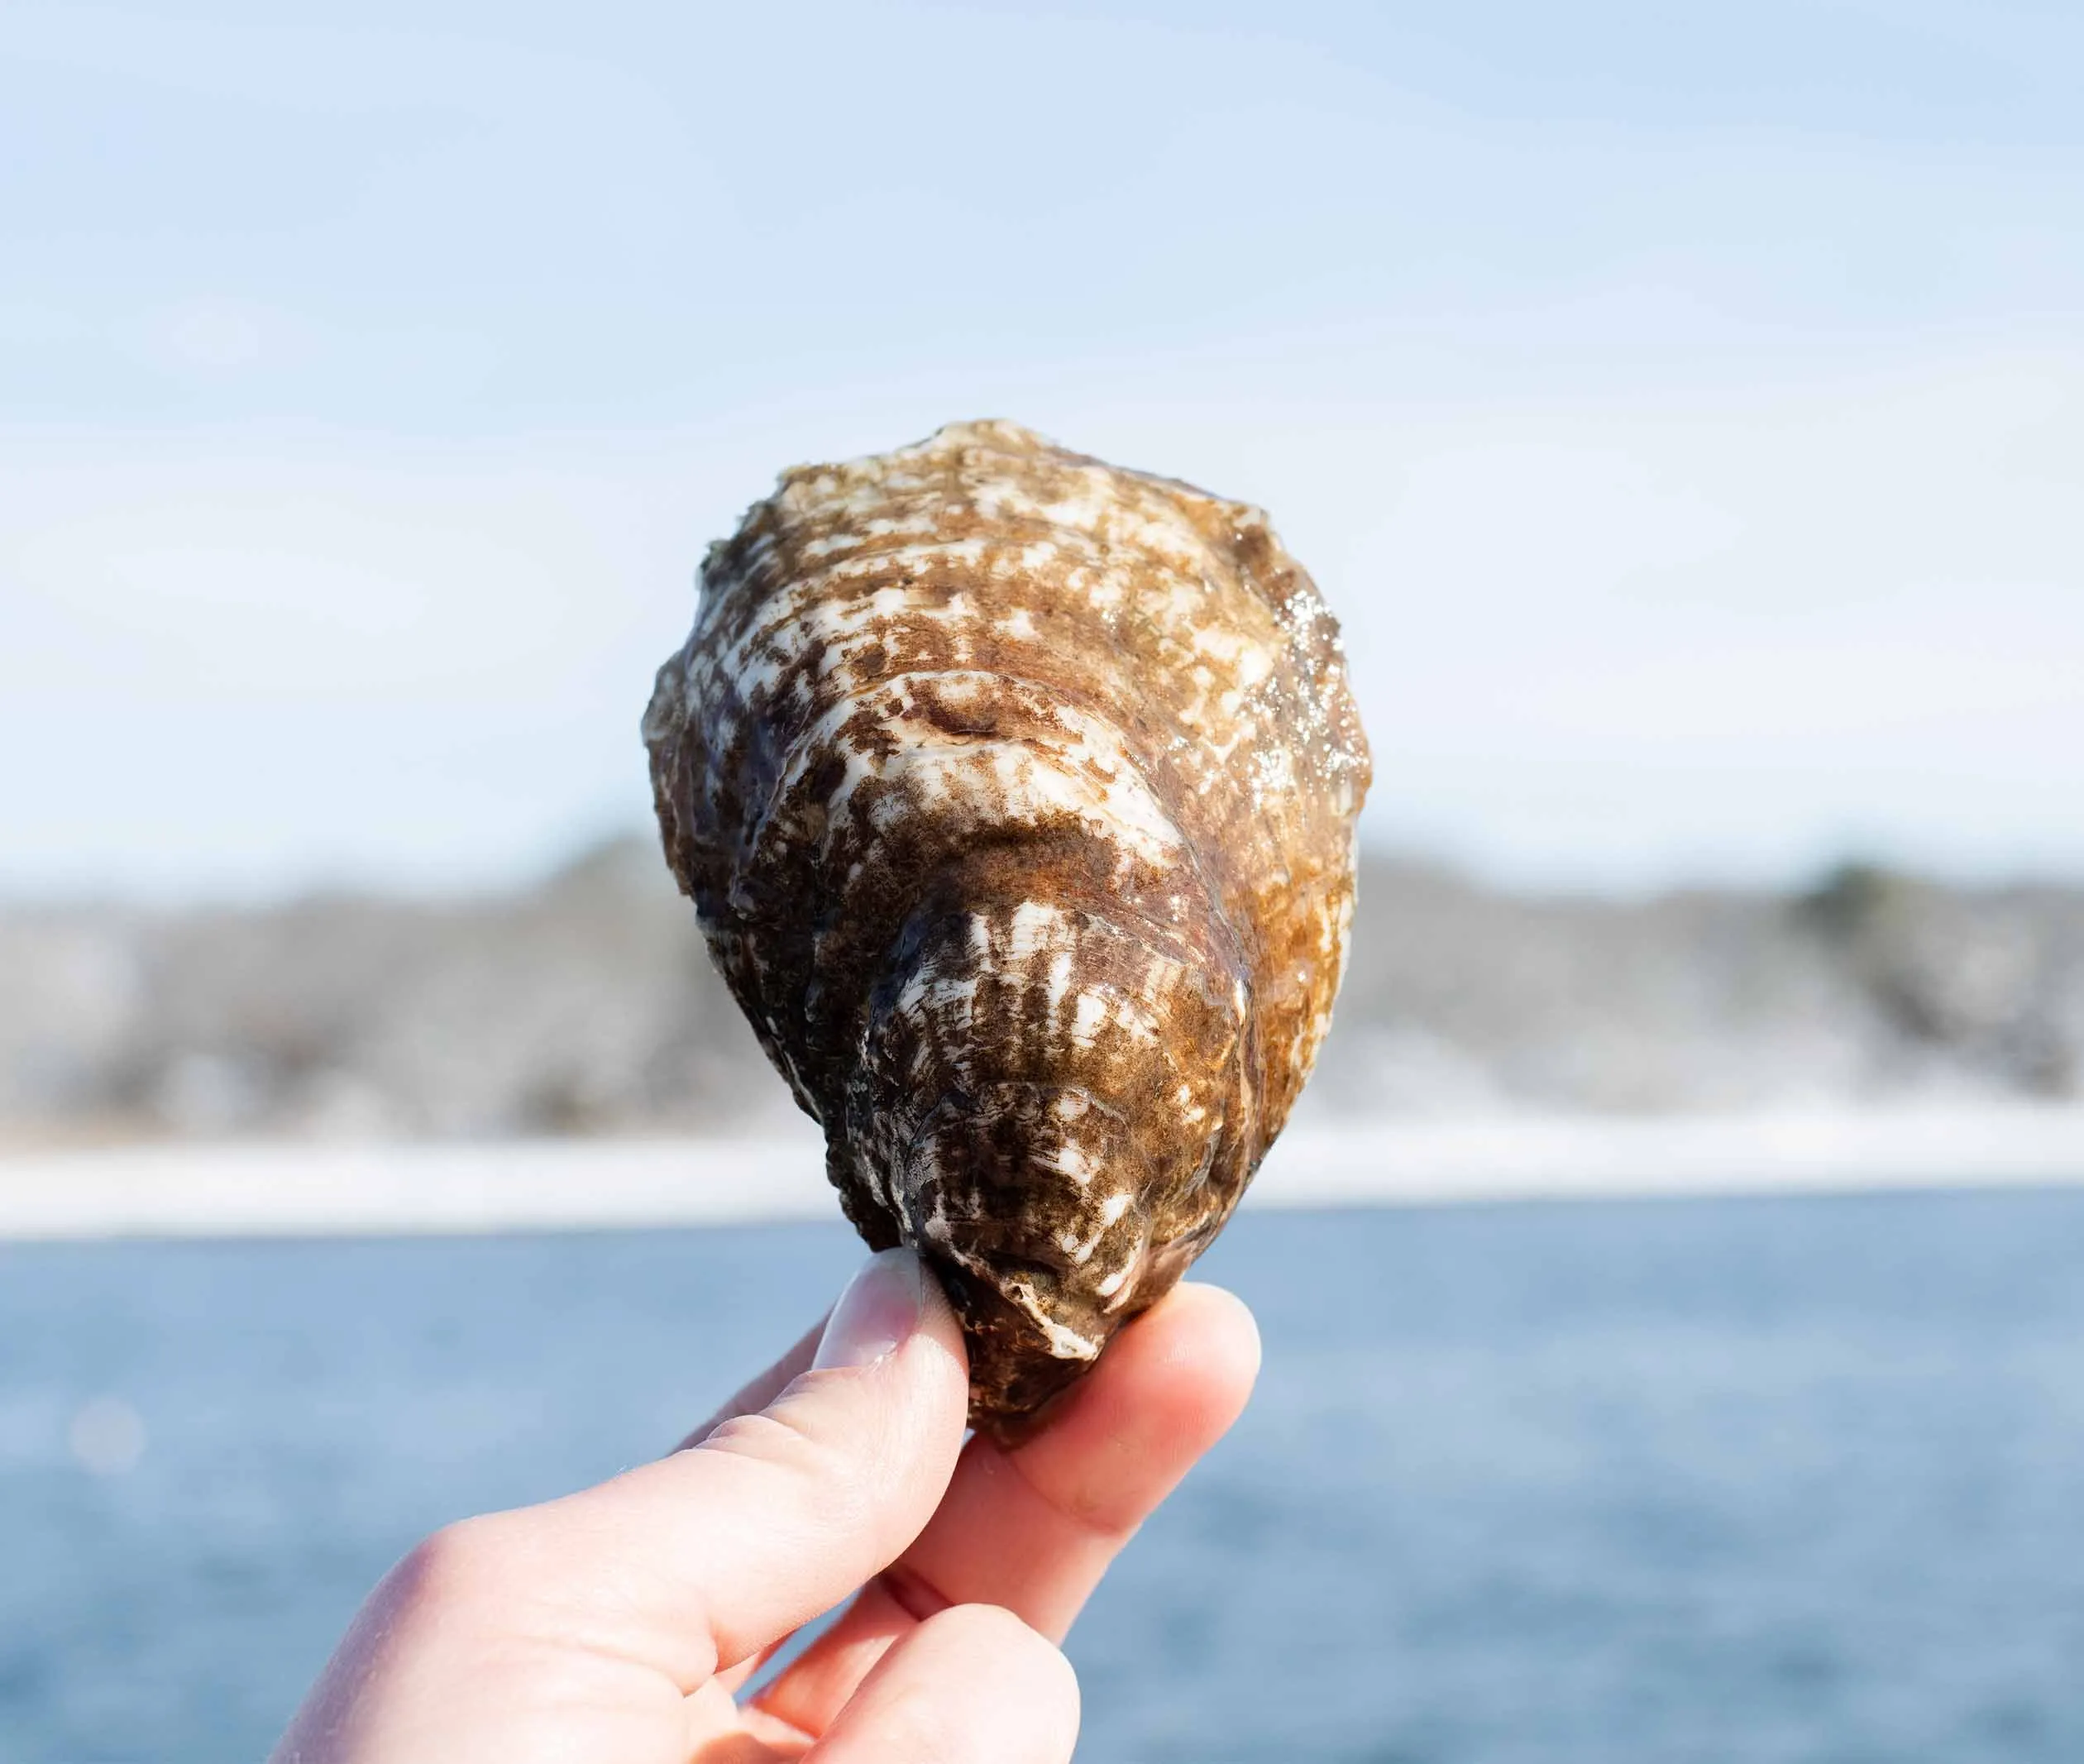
[497,1247,971,1688]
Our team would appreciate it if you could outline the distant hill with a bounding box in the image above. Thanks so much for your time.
[4,840,2079,1146]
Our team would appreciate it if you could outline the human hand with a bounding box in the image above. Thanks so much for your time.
[270,1245,1260,1763]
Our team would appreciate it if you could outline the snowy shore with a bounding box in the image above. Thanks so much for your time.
[7,1106,2084,1242]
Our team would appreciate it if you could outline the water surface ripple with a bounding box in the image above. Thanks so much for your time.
[4,1190,2082,1762]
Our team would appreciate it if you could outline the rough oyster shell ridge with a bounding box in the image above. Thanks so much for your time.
[644,421,1370,1435]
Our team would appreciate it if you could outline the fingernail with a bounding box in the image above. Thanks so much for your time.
[814,1247,925,1370]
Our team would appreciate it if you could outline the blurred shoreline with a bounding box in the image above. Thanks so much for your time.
[6,835,2081,1154]
[7,1106,2084,1241]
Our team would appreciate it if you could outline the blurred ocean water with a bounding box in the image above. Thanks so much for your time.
[4,1192,2084,1763]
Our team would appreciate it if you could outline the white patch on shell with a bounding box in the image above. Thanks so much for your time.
[1067,984,1162,1048]
[1003,1280,1102,1360]
[1006,899,1068,961]
[1056,1191,1133,1266]
[1095,1231,1151,1311]
[1035,1139,1099,1185]
[894,966,979,1034]
[1070,990,1107,1046]
[1045,949,1074,1017]
[758,672,1183,879]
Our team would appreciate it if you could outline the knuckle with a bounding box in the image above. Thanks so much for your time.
[1025,1625,1083,1730]
[700,1383,879,1523]
[390,1513,524,1617]
[931,1599,1031,1651]
[934,1602,1080,1709]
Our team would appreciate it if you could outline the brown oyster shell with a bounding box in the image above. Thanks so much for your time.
[643,421,1370,1436]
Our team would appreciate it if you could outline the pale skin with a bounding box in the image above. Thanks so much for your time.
[270,1246,1261,1764]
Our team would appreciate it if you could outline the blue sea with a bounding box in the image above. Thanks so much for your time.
[5,1190,2084,1763]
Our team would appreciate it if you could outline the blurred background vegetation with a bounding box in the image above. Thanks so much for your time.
[7,844,2077,1148]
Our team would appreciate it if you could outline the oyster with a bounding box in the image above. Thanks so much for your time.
[643,421,1369,1435]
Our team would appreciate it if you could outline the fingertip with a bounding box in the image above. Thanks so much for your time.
[801,1245,969,1404]
[833,1247,970,1456]
[1164,1280,1262,1370]
[771,1249,972,1473]
[1121,1280,1261,1437]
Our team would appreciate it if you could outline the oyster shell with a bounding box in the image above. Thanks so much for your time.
[643,421,1369,1435]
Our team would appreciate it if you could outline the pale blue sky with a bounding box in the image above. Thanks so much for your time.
[4,1,2081,897]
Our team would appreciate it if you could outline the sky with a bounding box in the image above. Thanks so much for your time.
[3,0,2081,900]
